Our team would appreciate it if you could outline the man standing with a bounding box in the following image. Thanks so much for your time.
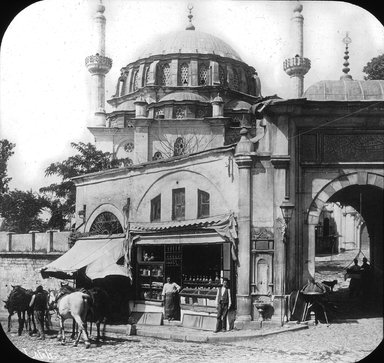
[161,277,181,321]
[348,258,361,298]
[215,278,231,332]
[29,285,47,340]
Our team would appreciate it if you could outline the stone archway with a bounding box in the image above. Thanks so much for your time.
[304,172,384,285]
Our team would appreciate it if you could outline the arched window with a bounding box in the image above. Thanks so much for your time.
[179,62,189,85]
[219,65,226,85]
[89,212,123,235]
[144,66,150,85]
[173,137,186,156]
[152,151,163,161]
[159,63,171,86]
[233,69,239,91]
[199,63,209,85]
[132,70,139,91]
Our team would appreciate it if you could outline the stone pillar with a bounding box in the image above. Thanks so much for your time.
[7,232,14,252]
[29,230,38,252]
[190,60,198,86]
[211,95,224,117]
[303,223,316,281]
[47,230,54,252]
[134,96,147,118]
[134,119,150,163]
[234,128,253,327]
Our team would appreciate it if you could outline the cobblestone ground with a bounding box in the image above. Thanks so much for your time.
[3,249,383,363]
[3,318,382,363]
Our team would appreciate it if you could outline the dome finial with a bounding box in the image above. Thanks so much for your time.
[186,3,195,30]
[341,32,353,80]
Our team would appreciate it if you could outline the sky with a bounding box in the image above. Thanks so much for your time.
[1,0,383,192]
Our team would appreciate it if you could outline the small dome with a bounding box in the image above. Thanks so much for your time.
[304,79,384,101]
[225,99,251,110]
[136,30,242,61]
[159,92,209,103]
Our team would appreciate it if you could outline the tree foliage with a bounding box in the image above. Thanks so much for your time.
[0,139,15,194]
[0,190,49,233]
[40,142,129,229]
[363,54,384,80]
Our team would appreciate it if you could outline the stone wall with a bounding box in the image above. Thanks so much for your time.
[0,231,71,315]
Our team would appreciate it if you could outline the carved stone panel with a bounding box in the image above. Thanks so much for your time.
[323,134,384,162]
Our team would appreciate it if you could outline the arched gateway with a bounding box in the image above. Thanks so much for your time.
[304,172,383,289]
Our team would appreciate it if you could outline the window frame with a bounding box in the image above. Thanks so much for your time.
[150,194,161,222]
[172,188,185,221]
[197,189,210,218]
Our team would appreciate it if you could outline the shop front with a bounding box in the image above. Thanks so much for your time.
[129,215,237,328]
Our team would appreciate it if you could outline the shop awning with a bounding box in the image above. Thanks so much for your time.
[40,236,131,280]
[128,213,238,261]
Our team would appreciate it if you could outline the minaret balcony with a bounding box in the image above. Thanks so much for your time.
[85,54,112,75]
[283,57,311,76]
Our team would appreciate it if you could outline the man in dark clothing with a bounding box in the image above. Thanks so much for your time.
[29,285,47,340]
[215,278,232,332]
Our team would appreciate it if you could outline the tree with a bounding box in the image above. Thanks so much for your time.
[0,139,15,194]
[363,54,384,80]
[0,189,49,233]
[40,142,129,229]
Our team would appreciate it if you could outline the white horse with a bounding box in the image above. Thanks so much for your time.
[48,290,91,348]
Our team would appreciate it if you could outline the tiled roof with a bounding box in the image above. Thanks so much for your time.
[130,215,229,232]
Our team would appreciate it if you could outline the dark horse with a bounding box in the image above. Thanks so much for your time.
[86,287,110,343]
[3,285,36,335]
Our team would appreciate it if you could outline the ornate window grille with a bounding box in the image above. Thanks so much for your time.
[152,151,163,160]
[133,70,139,91]
[175,107,185,119]
[155,108,164,119]
[219,65,226,85]
[199,64,209,85]
[123,142,134,153]
[159,63,171,86]
[233,69,239,91]
[89,212,123,235]
[174,137,186,156]
[179,63,189,85]
[197,108,206,118]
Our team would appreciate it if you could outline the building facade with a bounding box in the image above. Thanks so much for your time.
[49,3,383,328]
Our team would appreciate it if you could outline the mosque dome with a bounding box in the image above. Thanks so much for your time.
[304,79,384,101]
[136,30,242,62]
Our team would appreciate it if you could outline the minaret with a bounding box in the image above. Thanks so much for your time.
[340,32,353,80]
[283,2,311,98]
[85,1,112,127]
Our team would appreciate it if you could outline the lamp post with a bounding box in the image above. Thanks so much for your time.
[279,197,294,326]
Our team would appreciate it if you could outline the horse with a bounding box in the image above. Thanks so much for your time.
[86,287,110,343]
[48,289,91,348]
[3,285,36,335]
[54,283,110,343]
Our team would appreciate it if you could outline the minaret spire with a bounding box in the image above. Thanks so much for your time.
[186,4,195,30]
[283,1,311,98]
[85,0,112,127]
[341,32,353,80]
